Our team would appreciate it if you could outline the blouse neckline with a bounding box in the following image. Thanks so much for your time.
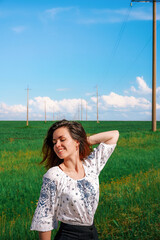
[57,164,86,182]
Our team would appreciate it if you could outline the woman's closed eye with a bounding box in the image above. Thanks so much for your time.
[61,138,66,142]
[53,138,66,145]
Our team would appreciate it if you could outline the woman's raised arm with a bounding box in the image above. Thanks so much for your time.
[87,130,119,145]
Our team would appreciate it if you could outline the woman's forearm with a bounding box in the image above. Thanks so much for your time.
[39,231,51,240]
[87,130,119,145]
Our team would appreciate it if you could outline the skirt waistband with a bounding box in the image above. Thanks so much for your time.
[60,222,95,233]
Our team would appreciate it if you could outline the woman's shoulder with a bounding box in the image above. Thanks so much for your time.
[43,166,60,182]
[88,142,116,157]
[97,142,117,151]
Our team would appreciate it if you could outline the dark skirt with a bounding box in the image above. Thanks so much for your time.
[54,222,99,240]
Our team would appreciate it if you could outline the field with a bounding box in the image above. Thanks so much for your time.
[0,121,160,240]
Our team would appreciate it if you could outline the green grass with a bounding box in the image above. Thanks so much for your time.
[0,121,160,239]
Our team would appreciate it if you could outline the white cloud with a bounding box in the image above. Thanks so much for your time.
[0,102,26,113]
[78,18,107,25]
[100,92,151,110]
[157,87,160,95]
[130,6,160,21]
[1,77,160,120]
[11,26,26,33]
[0,97,93,120]
[130,76,160,98]
[40,6,160,26]
[90,97,96,103]
[130,86,137,93]
[89,76,160,120]
[29,97,91,114]
[129,8,152,21]
[131,76,152,94]
[78,6,160,25]
[90,8,129,23]
[157,103,160,110]
[90,89,160,120]
[124,90,129,95]
[45,7,74,19]
[86,92,95,97]
[140,111,151,116]
[29,96,60,112]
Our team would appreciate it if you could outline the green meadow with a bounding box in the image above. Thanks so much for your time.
[0,121,160,240]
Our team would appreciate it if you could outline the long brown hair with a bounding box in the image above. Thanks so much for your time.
[40,119,91,169]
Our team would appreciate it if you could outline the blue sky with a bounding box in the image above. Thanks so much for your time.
[0,0,160,121]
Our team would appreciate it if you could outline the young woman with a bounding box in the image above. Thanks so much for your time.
[30,120,119,240]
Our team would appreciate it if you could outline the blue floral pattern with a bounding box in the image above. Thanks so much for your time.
[86,143,116,175]
[30,177,58,231]
[77,179,96,214]
[38,177,57,207]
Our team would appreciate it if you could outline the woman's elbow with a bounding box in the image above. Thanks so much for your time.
[110,130,119,144]
[114,130,119,144]
[104,130,119,144]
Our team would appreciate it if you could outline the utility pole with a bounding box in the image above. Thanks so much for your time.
[81,98,83,121]
[131,0,160,131]
[44,100,46,123]
[25,87,31,126]
[97,86,99,123]
[78,103,80,120]
[152,0,157,131]
[86,101,87,121]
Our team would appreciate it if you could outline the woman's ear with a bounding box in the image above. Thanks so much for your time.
[75,140,80,150]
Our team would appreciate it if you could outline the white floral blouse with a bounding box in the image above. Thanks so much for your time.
[30,143,116,232]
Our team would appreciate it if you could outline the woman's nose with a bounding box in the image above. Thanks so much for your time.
[55,140,61,147]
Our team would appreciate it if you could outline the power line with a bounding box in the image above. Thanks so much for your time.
[110,5,132,60]
[98,4,132,88]
[119,7,160,83]
[119,36,152,83]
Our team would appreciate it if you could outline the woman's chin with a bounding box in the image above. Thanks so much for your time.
[57,153,66,159]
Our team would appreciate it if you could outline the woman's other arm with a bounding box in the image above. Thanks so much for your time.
[87,130,119,145]
[39,231,51,240]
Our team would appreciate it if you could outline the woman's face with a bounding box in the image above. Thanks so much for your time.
[52,127,79,160]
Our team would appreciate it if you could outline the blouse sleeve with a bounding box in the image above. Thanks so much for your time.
[30,174,58,232]
[85,143,116,176]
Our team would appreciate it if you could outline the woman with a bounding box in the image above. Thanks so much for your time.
[30,119,119,240]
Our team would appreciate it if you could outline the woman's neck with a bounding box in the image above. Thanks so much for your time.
[62,157,82,172]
